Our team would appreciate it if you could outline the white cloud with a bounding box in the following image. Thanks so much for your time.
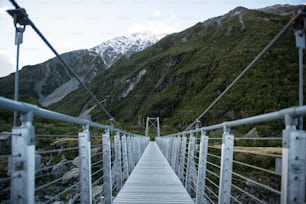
[128,10,180,35]
[0,51,15,78]
[152,9,161,18]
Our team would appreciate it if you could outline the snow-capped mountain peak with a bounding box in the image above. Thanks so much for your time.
[90,32,166,69]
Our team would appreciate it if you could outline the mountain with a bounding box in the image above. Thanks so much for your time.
[91,32,165,69]
[0,32,162,106]
[0,49,104,106]
[50,5,304,133]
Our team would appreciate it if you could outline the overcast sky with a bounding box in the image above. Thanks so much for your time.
[0,0,303,77]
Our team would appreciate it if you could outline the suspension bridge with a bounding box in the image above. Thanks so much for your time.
[1,1,306,204]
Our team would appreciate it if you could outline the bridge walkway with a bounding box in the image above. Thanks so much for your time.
[113,142,194,204]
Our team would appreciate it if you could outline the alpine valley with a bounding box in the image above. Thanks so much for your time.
[0,4,304,134]
[0,32,162,106]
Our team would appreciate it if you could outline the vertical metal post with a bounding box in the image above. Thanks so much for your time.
[140,137,146,155]
[196,130,208,204]
[131,136,137,167]
[136,136,141,162]
[11,111,35,204]
[281,115,306,203]
[218,127,234,204]
[78,124,92,204]
[121,134,129,181]
[13,25,25,127]
[127,135,134,174]
[114,132,122,192]
[179,134,187,182]
[170,137,178,170]
[170,137,176,170]
[145,118,149,137]
[102,129,112,204]
[299,47,304,130]
[185,133,195,194]
[167,137,173,162]
[174,136,182,174]
[157,117,160,137]
[295,17,305,130]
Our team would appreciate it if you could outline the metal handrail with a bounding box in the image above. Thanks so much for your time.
[0,96,107,128]
[0,96,148,136]
[166,105,306,136]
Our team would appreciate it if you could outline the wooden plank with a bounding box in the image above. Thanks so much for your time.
[113,142,194,204]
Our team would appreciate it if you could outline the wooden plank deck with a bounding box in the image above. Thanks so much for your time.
[113,142,194,204]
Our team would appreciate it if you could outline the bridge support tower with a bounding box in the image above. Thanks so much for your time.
[145,117,160,139]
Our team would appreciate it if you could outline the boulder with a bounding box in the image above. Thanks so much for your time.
[51,162,67,179]
[72,156,79,168]
[92,185,103,200]
[62,168,79,185]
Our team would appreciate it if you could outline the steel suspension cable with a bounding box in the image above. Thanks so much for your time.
[8,0,119,127]
[185,15,299,131]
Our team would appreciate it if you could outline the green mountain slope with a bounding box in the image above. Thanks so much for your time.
[51,6,304,133]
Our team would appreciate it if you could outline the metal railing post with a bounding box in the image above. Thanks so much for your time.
[121,134,129,180]
[131,136,137,169]
[179,134,187,182]
[196,130,208,204]
[127,135,134,174]
[114,132,122,192]
[136,136,141,162]
[170,137,178,169]
[218,126,234,204]
[281,115,306,203]
[11,111,35,204]
[102,129,112,204]
[174,135,182,174]
[167,137,173,162]
[185,133,195,194]
[78,124,92,204]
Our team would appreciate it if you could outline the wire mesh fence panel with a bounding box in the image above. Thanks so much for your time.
[35,128,81,203]
[230,130,283,204]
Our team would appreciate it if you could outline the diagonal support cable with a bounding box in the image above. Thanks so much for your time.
[8,0,119,127]
[185,14,300,131]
